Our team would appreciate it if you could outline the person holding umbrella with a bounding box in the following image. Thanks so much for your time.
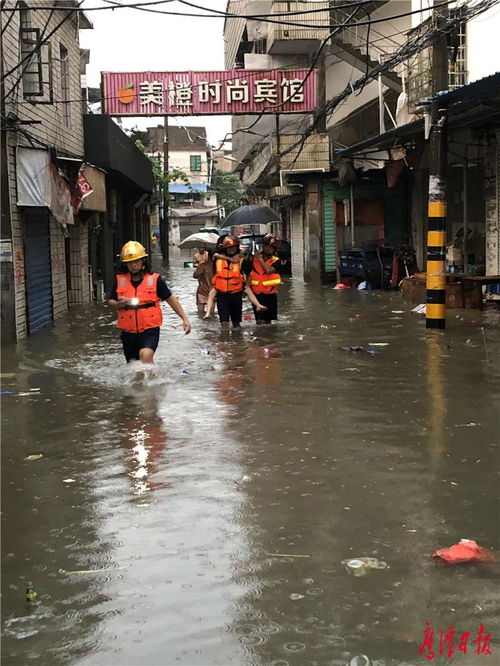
[108,241,191,364]
[246,234,282,325]
[207,235,266,330]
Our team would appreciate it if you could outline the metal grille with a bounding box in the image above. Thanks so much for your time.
[448,22,467,90]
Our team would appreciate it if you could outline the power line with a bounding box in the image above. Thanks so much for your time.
[5,20,415,112]
[2,2,84,93]
[3,0,467,31]
[281,0,498,169]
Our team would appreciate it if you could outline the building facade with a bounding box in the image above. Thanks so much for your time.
[223,0,500,286]
[1,1,95,340]
[145,125,218,252]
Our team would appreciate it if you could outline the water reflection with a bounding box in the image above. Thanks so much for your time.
[1,263,499,666]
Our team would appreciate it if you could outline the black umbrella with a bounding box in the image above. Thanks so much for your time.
[220,205,281,229]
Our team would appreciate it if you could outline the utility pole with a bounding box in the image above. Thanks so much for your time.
[425,0,449,329]
[162,115,169,263]
[425,100,448,329]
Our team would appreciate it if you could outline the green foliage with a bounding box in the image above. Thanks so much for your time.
[212,169,242,213]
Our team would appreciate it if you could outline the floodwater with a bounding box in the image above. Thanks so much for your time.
[2,260,499,666]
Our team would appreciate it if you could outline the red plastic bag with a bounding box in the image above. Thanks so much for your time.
[432,539,492,564]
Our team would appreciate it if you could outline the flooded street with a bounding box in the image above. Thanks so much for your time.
[2,263,499,666]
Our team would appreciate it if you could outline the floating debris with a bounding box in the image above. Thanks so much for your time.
[432,539,492,564]
[25,454,44,461]
[62,478,76,484]
[341,557,389,576]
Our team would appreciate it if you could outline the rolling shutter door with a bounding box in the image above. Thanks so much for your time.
[291,206,304,280]
[24,209,53,333]
[322,183,336,272]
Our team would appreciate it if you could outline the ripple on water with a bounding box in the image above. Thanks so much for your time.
[283,641,306,653]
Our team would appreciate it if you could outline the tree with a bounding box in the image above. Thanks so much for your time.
[212,169,243,214]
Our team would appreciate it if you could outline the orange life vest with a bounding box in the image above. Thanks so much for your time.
[212,258,244,293]
[116,272,162,333]
[249,255,281,294]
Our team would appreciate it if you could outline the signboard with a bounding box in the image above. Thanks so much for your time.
[102,69,317,116]
[0,239,13,263]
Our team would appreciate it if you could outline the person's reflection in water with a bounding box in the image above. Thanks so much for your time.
[121,395,169,497]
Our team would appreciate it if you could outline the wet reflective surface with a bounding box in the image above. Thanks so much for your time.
[2,260,500,666]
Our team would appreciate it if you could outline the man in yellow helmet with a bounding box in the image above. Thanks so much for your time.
[108,241,191,363]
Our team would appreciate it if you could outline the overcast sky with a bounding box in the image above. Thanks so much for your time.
[80,0,232,147]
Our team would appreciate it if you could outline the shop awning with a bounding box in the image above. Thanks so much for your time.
[16,147,74,225]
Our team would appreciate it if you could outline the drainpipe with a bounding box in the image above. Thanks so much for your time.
[350,184,355,248]
[462,162,468,274]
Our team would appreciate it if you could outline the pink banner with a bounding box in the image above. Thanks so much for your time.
[102,69,317,116]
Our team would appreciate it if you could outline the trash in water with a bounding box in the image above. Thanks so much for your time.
[342,557,389,576]
[340,346,364,352]
[200,349,211,355]
[432,539,492,564]
[391,310,404,314]
[368,342,389,347]
[455,422,481,428]
[243,314,253,321]
[25,582,38,603]
[25,454,44,461]
[333,283,347,290]
[412,303,426,315]
[366,349,380,355]
[349,656,371,666]
[62,478,76,484]
[320,324,328,329]
[289,593,305,600]
[180,369,190,376]
[0,391,13,395]
[357,281,372,290]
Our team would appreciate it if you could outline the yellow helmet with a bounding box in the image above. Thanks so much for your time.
[120,241,148,263]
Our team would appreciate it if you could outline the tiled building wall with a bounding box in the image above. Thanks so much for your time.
[68,222,91,306]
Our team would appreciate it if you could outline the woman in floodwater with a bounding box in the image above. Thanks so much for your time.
[108,241,191,363]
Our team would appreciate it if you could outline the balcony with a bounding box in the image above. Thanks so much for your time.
[267,2,331,55]
[275,133,330,172]
[242,132,330,185]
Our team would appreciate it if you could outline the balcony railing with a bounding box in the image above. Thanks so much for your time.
[274,133,330,172]
[267,2,331,55]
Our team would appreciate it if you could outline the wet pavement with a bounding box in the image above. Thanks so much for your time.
[2,260,500,666]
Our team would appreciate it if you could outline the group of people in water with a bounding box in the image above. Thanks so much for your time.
[108,234,282,363]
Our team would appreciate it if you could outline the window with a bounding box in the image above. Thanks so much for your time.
[190,155,202,171]
[19,4,52,102]
[60,44,71,126]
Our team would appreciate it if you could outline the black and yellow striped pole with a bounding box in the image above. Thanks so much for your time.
[426,101,448,329]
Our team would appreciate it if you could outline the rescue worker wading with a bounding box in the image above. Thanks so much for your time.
[108,241,191,363]
[247,234,282,324]
[209,235,266,330]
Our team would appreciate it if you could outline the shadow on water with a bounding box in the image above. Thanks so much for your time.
[2,261,499,665]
